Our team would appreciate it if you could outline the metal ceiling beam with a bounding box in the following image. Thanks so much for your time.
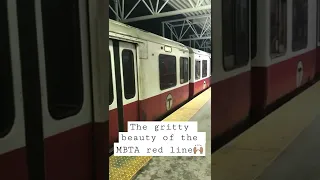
[178,36,211,41]
[162,14,210,23]
[121,5,211,23]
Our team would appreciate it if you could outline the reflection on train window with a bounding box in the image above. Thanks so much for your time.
[292,0,308,51]
[222,0,249,71]
[109,50,113,105]
[122,49,136,99]
[195,60,201,80]
[202,60,208,78]
[270,0,287,58]
[42,0,84,120]
[189,57,191,80]
[251,0,257,59]
[180,57,189,84]
[1,0,14,138]
[159,54,177,90]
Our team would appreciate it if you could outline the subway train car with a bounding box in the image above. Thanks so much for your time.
[211,0,320,139]
[188,47,212,97]
[1,1,109,180]
[109,19,193,147]
[251,0,317,116]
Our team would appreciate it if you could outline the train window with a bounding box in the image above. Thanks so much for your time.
[109,50,113,105]
[251,0,257,59]
[292,0,308,51]
[202,60,208,78]
[1,0,14,138]
[270,0,287,58]
[180,57,189,84]
[222,0,249,71]
[122,49,136,99]
[195,60,201,80]
[189,57,191,80]
[42,0,84,120]
[159,54,177,90]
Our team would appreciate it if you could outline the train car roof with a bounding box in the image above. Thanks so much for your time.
[187,47,211,57]
[109,19,188,50]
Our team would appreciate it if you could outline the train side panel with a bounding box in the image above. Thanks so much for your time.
[138,41,190,120]
[251,0,317,115]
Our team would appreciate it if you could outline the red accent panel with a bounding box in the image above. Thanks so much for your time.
[0,148,28,180]
[139,84,189,120]
[123,101,139,130]
[251,67,268,114]
[266,50,316,105]
[316,47,320,75]
[211,71,251,137]
[94,122,109,180]
[189,77,211,97]
[252,50,316,113]
[44,124,92,180]
[109,109,118,147]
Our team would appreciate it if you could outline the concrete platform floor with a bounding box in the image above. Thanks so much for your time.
[256,114,320,180]
[133,100,211,180]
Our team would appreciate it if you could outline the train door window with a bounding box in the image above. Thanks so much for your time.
[222,0,249,71]
[1,0,14,137]
[42,0,84,120]
[251,0,257,59]
[159,54,177,90]
[189,57,191,80]
[270,0,287,58]
[180,57,189,84]
[202,60,208,78]
[292,0,308,51]
[195,60,201,80]
[122,49,136,99]
[109,50,113,105]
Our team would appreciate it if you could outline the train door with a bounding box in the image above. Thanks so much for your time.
[36,0,94,179]
[0,1,28,179]
[109,39,139,147]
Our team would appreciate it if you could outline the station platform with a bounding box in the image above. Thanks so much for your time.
[109,88,211,180]
[212,82,320,180]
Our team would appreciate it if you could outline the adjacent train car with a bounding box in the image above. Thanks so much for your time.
[109,19,191,147]
[188,47,212,97]
[1,0,109,180]
[211,0,252,137]
[251,0,317,116]
[211,0,320,138]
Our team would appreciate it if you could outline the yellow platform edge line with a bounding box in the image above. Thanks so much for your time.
[109,88,211,180]
[211,82,320,180]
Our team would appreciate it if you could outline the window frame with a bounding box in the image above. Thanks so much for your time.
[292,0,308,52]
[1,0,15,138]
[109,50,114,105]
[121,49,136,100]
[222,0,250,71]
[202,60,208,78]
[195,60,201,80]
[159,54,177,90]
[179,57,189,84]
[269,0,288,59]
[41,0,84,120]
